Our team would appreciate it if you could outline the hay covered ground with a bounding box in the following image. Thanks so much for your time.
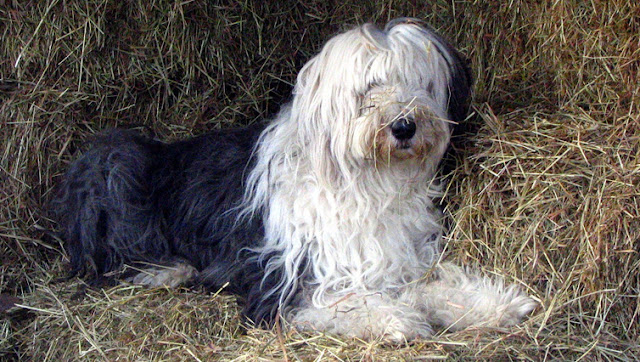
[1,0,639,360]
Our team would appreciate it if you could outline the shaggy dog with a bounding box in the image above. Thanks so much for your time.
[53,18,536,341]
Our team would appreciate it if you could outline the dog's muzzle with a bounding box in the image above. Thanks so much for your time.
[390,117,416,140]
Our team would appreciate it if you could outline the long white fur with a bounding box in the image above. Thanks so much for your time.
[240,21,536,341]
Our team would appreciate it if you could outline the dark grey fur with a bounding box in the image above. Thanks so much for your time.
[52,127,283,324]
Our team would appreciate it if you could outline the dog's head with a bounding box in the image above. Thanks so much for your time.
[290,18,472,178]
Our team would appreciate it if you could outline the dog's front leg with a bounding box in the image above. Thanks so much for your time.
[410,263,537,332]
[288,292,434,342]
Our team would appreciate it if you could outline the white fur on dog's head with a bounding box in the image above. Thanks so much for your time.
[286,18,471,181]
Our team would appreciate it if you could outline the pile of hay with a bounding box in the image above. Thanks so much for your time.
[1,0,638,359]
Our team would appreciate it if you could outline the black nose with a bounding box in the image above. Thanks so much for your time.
[390,117,416,140]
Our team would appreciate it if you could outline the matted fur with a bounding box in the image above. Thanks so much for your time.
[52,18,535,341]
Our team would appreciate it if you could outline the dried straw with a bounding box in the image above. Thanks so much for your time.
[1,0,638,359]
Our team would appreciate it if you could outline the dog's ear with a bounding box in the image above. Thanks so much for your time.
[416,24,473,125]
[442,46,473,125]
[291,50,356,182]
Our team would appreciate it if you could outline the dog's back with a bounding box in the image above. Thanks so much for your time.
[52,127,264,286]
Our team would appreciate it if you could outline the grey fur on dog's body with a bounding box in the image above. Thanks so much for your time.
[53,127,285,322]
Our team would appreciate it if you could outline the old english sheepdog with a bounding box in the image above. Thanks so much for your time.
[53,18,536,341]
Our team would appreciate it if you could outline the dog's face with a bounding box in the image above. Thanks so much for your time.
[291,19,472,175]
[354,85,451,164]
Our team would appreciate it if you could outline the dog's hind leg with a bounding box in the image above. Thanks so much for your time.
[126,260,198,288]
[52,130,170,278]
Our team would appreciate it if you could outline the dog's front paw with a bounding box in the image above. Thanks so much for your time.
[128,262,198,288]
[419,263,538,331]
[495,286,538,327]
[376,311,434,343]
[290,293,434,343]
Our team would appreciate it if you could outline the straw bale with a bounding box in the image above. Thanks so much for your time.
[1,0,638,359]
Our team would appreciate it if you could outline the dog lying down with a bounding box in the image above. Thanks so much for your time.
[53,18,536,342]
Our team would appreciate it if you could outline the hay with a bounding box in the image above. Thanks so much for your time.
[1,0,638,360]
